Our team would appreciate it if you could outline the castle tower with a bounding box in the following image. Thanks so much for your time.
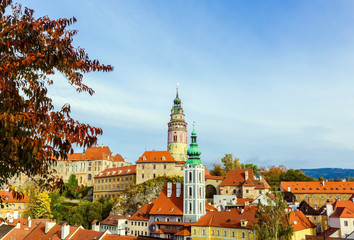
[167,88,188,162]
[183,125,206,223]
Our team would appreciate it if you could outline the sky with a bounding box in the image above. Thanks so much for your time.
[17,0,354,170]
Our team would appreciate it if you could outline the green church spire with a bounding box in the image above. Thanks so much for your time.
[186,122,202,165]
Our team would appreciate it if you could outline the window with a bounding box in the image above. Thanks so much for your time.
[344,221,348,226]
[304,195,308,199]
[217,230,219,236]
[156,217,159,222]
[153,174,156,178]
[246,189,249,193]
[212,230,214,235]
[164,164,166,169]
[142,174,144,179]
[224,231,226,236]
[242,232,245,238]
[177,218,181,222]
[232,231,235,237]
[138,222,140,226]
[189,172,192,182]
[313,195,316,199]
[198,172,202,182]
[193,229,196,235]
[173,135,177,142]
[329,195,332,199]
[202,229,205,235]
[321,195,324,199]
[189,202,192,212]
[153,165,156,170]
[189,187,192,197]
[166,217,170,222]
[142,165,144,170]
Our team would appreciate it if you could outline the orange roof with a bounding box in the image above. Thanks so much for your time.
[220,169,269,189]
[206,203,217,211]
[330,207,354,218]
[101,234,137,240]
[23,222,80,240]
[281,181,354,194]
[94,165,136,178]
[70,228,104,240]
[205,176,225,180]
[136,151,176,163]
[61,146,125,162]
[151,229,164,234]
[192,211,256,229]
[101,215,129,226]
[289,211,316,231]
[332,200,354,212]
[0,190,28,203]
[235,198,254,205]
[7,218,50,230]
[130,200,156,221]
[150,183,183,215]
[174,229,191,236]
[2,228,29,240]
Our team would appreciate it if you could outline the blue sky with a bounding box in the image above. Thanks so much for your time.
[19,0,354,169]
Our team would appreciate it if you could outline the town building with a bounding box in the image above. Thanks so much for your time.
[128,200,155,237]
[289,210,316,240]
[280,181,354,208]
[0,190,28,220]
[219,169,270,199]
[298,200,327,234]
[135,151,183,184]
[93,165,136,200]
[51,145,130,187]
[92,215,129,235]
[191,210,257,240]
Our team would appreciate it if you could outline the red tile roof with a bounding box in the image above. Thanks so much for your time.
[205,176,225,180]
[23,222,80,240]
[0,190,28,203]
[94,165,136,178]
[2,228,29,240]
[101,215,129,226]
[281,181,354,194]
[70,228,104,240]
[220,169,269,189]
[330,207,354,218]
[150,183,183,216]
[289,211,316,231]
[63,146,125,162]
[129,200,156,221]
[136,151,176,163]
[174,229,191,236]
[192,210,256,229]
[332,200,354,212]
[101,235,137,240]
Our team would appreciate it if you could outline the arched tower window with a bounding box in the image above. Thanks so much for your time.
[189,172,192,182]
[200,202,202,212]
[189,202,192,212]
[189,187,192,197]
[198,172,202,182]
[199,186,202,197]
[173,135,177,142]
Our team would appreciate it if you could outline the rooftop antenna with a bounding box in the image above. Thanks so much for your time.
[176,82,180,97]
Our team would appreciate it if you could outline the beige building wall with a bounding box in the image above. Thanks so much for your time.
[135,162,183,184]
[128,219,149,237]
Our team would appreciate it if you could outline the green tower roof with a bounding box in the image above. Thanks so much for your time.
[186,123,202,165]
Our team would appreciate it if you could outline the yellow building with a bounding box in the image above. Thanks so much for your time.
[135,151,184,184]
[93,165,136,200]
[280,181,354,208]
[0,190,28,220]
[191,210,257,240]
[52,145,130,187]
[290,211,316,240]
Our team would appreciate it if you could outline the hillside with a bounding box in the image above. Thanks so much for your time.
[300,168,354,180]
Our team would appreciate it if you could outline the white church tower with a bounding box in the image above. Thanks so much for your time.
[183,124,206,223]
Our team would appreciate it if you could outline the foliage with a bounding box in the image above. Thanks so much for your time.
[210,163,227,176]
[25,191,53,219]
[0,0,112,190]
[67,200,102,229]
[252,191,294,240]
[241,163,260,177]
[96,197,115,220]
[221,153,241,172]
[113,175,183,215]
[65,174,79,199]
[260,166,315,190]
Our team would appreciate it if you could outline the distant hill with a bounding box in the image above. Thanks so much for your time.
[300,168,354,180]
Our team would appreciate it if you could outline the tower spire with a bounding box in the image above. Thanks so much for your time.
[186,123,202,165]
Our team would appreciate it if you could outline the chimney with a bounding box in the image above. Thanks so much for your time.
[176,182,181,198]
[322,181,325,186]
[167,182,172,198]
[287,186,291,192]
[245,171,249,181]
[28,216,31,228]
[326,203,333,217]
[61,223,70,240]
[45,221,56,233]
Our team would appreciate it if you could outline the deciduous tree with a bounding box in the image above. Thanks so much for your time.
[0,1,113,191]
[221,153,241,172]
[25,191,53,219]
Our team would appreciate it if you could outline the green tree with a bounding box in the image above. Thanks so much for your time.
[65,174,79,199]
[241,163,260,177]
[252,191,294,240]
[25,191,53,219]
[0,0,112,190]
[318,176,325,182]
[221,153,241,172]
[210,163,227,176]
[280,169,315,182]
[68,200,102,229]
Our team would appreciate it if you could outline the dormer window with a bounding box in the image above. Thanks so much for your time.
[142,156,146,161]
[162,156,166,161]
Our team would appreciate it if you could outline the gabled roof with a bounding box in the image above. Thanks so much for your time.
[298,201,325,216]
[22,222,79,240]
[129,200,156,221]
[70,228,104,240]
[136,151,176,163]
[319,227,340,237]
[330,207,354,218]
[149,183,183,216]
[174,229,191,236]
[281,181,354,194]
[332,200,354,212]
[94,165,136,178]
[0,225,15,238]
[289,211,316,231]
[2,228,29,240]
[0,190,28,203]
[192,210,256,229]
[101,215,129,226]
[220,169,269,189]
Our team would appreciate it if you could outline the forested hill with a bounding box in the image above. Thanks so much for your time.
[300,168,354,180]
